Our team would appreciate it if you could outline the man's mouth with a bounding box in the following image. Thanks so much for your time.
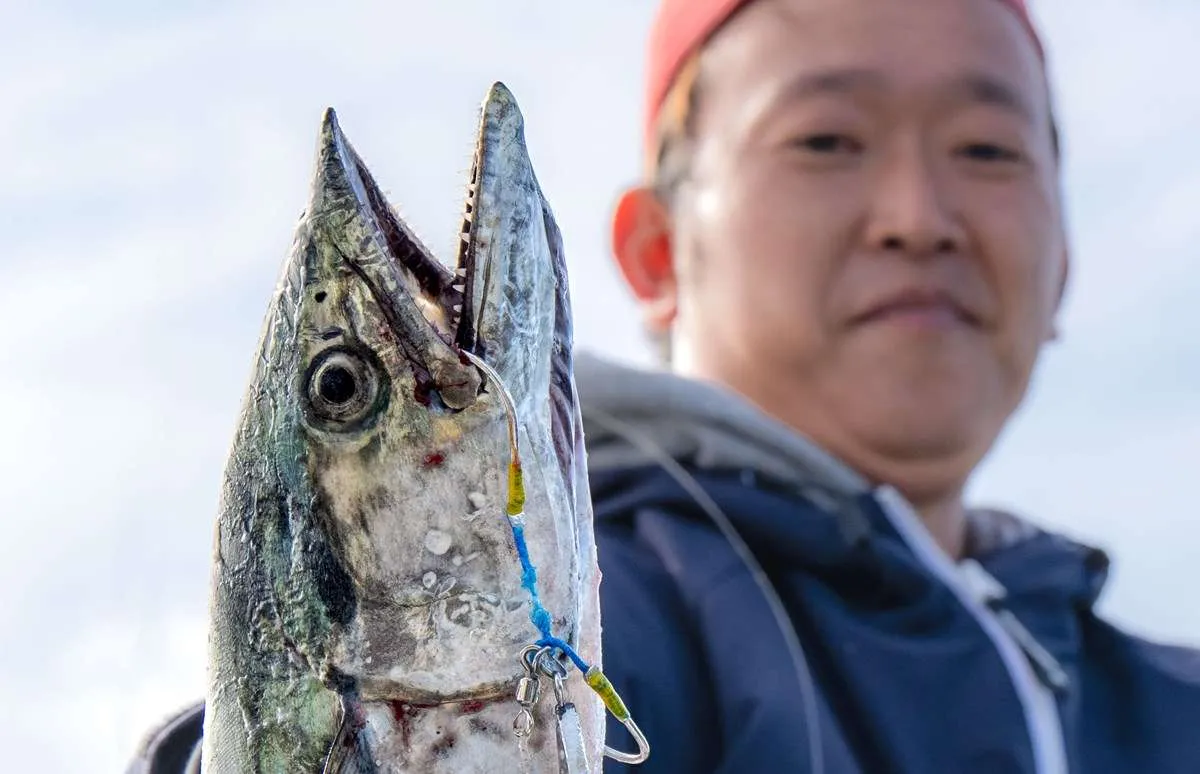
[850,288,983,329]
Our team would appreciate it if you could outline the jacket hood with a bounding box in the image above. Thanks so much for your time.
[575,350,1109,605]
[576,352,866,496]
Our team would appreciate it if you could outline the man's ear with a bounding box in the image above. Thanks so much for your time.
[611,186,678,333]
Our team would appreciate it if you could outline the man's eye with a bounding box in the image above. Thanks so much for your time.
[793,133,862,154]
[959,142,1022,162]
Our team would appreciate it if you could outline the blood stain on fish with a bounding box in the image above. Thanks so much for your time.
[388,701,435,750]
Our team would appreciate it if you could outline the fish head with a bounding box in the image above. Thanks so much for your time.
[267,83,596,708]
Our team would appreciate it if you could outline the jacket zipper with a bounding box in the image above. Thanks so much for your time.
[873,486,1070,774]
[957,558,1071,694]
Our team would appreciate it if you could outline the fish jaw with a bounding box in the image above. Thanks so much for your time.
[308,107,481,411]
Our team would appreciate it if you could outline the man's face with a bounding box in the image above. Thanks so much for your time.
[614,0,1068,497]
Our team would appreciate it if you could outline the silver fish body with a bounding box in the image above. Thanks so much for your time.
[200,82,605,773]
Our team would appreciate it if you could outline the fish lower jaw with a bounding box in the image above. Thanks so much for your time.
[338,642,531,706]
[327,598,545,703]
[353,673,515,706]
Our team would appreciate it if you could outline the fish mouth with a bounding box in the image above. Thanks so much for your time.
[310,82,561,419]
[314,108,489,410]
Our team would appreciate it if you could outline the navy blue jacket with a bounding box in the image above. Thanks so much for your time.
[593,462,1200,773]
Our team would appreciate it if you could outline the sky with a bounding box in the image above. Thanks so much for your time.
[0,1,1197,771]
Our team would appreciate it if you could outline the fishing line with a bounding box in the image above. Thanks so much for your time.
[461,350,649,766]
[586,406,826,774]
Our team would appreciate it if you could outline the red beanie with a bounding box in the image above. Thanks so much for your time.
[644,0,1043,152]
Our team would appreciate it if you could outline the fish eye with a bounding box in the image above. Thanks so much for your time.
[305,348,384,428]
[319,365,357,404]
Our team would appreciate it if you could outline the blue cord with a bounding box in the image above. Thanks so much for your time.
[508,518,591,673]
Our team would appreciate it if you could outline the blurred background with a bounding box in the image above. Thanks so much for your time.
[0,1,1196,771]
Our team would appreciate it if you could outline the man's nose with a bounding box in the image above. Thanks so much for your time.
[864,144,964,257]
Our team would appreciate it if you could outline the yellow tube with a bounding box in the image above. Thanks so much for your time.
[584,667,629,722]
